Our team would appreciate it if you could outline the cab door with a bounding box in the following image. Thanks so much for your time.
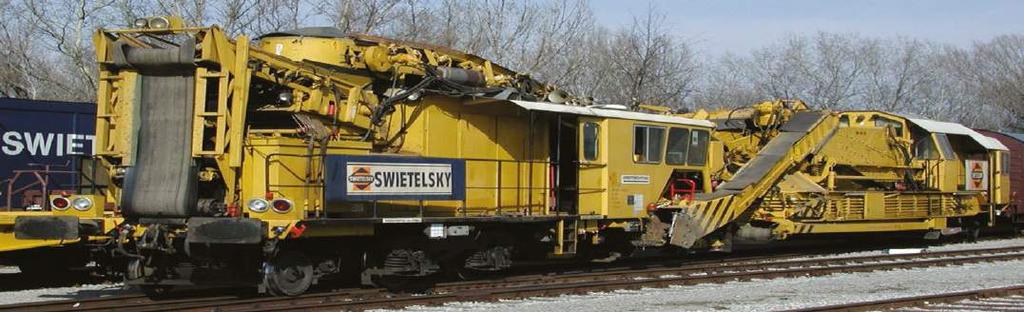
[577,117,607,216]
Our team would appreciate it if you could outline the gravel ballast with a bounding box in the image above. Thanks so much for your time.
[393,238,1024,312]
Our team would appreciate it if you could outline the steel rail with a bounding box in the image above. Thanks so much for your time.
[783,285,1024,311]
[5,245,1024,312]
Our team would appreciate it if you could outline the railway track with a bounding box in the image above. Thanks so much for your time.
[786,284,1024,311]
[4,245,1024,312]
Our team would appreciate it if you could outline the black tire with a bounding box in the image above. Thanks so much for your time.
[263,250,315,296]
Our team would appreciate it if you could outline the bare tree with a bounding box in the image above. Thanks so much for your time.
[314,0,403,34]
[961,35,1024,128]
[582,7,699,107]
[209,0,259,36]
[690,53,762,110]
[21,0,123,101]
[0,0,1019,132]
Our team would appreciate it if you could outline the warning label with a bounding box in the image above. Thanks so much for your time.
[965,160,988,191]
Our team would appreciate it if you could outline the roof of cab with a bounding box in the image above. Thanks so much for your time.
[904,117,1008,151]
[509,100,714,128]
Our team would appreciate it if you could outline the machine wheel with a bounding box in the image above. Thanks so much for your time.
[263,250,315,296]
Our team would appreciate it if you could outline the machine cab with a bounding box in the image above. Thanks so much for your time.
[505,101,717,220]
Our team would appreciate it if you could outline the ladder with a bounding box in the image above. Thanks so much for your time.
[553,218,578,256]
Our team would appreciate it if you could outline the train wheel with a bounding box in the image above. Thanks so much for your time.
[263,250,314,296]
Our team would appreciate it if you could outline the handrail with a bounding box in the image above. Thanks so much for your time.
[262,153,558,218]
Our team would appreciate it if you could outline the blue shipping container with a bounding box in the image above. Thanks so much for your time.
[0,98,95,209]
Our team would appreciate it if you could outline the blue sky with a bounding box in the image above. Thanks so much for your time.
[590,0,1024,56]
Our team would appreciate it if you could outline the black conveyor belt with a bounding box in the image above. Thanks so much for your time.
[118,40,199,218]
[715,111,825,192]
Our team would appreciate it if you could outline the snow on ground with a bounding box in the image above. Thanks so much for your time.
[0,283,127,305]
[396,260,1024,312]
[781,236,1024,262]
[0,267,18,274]
[389,239,1024,312]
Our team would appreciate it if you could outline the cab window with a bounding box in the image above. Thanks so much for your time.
[582,122,599,161]
[913,134,939,159]
[873,116,904,137]
[687,129,709,166]
[1001,152,1010,174]
[666,128,690,165]
[935,133,957,160]
[634,125,664,163]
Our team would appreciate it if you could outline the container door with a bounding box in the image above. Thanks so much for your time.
[577,118,606,215]
[550,115,578,214]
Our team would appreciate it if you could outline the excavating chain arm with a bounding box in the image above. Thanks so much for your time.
[666,112,840,248]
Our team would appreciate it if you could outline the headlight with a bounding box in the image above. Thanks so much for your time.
[248,198,269,212]
[51,197,70,210]
[148,16,170,29]
[277,91,293,105]
[133,18,149,28]
[71,197,93,211]
[271,199,294,213]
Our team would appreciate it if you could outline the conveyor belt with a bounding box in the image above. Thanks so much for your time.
[117,40,198,218]
[716,111,825,191]
[671,111,833,248]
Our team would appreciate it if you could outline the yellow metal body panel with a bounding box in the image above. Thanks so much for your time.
[600,118,709,219]
[578,117,608,217]
[0,211,122,253]
[241,138,370,220]
[47,194,107,218]
[816,127,904,170]
[782,218,948,236]
[993,150,1010,205]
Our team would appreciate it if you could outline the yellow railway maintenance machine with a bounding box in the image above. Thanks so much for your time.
[0,193,120,276]
[47,17,721,296]
[649,100,1010,250]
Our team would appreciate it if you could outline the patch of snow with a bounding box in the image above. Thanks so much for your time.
[386,258,1024,311]
[0,283,127,305]
[0,266,19,274]
[778,237,1024,263]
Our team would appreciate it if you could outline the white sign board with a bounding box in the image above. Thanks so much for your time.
[620,175,651,185]
[347,162,454,196]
